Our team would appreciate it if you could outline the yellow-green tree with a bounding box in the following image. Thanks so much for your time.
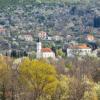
[18,58,58,100]
[52,75,70,100]
[82,77,98,100]
[56,49,65,58]
[95,82,100,100]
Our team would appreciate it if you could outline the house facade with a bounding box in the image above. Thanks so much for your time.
[67,44,92,57]
[18,35,33,42]
[38,31,47,40]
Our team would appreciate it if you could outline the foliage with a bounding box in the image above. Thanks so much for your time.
[82,77,98,100]
[56,49,65,58]
[11,50,28,58]
[18,58,58,100]
[95,82,100,100]
[0,0,93,7]
[28,51,36,59]
[0,56,99,100]
[52,75,70,100]
[65,63,72,70]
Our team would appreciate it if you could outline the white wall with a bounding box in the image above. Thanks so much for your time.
[42,52,55,58]
[67,48,92,57]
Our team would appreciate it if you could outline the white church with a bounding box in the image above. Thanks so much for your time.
[36,38,55,59]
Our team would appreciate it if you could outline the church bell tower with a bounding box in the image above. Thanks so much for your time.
[36,38,42,58]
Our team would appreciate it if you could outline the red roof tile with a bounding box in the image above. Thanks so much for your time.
[70,44,90,49]
[42,48,52,52]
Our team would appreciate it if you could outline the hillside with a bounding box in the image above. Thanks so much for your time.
[0,0,93,7]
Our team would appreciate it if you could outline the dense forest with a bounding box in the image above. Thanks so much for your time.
[0,0,95,6]
[0,55,100,100]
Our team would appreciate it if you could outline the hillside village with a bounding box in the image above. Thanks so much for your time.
[0,1,100,100]
[0,1,100,59]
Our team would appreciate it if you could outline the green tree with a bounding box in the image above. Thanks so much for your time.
[56,49,65,58]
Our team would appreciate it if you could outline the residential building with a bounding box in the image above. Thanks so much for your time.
[67,44,92,57]
[18,35,33,42]
[36,38,55,59]
[52,35,63,41]
[38,31,47,40]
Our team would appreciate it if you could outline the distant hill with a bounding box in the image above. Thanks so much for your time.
[0,0,93,7]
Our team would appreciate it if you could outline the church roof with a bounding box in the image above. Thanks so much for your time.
[42,48,52,52]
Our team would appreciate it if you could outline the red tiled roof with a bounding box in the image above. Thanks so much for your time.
[42,48,52,52]
[70,44,90,49]
[78,44,90,49]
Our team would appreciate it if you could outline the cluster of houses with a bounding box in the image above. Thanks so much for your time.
[0,21,99,59]
[0,3,100,59]
[0,26,100,59]
[36,33,99,59]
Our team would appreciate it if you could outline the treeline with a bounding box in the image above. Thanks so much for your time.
[0,55,100,100]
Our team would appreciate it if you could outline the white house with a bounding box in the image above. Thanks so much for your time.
[38,31,47,40]
[24,35,33,42]
[36,38,55,59]
[67,44,92,57]
[47,36,52,41]
[52,35,63,41]
[18,35,33,42]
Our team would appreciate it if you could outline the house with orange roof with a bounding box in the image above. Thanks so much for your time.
[67,44,92,57]
[36,38,55,59]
